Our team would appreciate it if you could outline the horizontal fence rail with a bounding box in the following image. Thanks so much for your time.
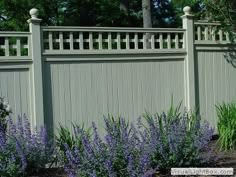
[0,32,31,58]
[194,21,230,42]
[42,27,186,54]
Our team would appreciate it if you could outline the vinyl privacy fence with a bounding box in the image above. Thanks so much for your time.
[0,7,235,133]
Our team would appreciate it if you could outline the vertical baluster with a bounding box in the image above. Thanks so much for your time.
[204,26,208,40]
[197,26,201,40]
[126,33,130,49]
[159,34,163,49]
[183,32,186,49]
[59,32,63,50]
[143,33,147,49]
[134,33,138,49]
[212,28,216,41]
[16,38,21,56]
[151,34,155,49]
[108,32,112,50]
[98,33,103,50]
[69,32,74,50]
[26,37,30,56]
[225,32,230,41]
[219,30,223,41]
[89,32,93,50]
[48,32,53,50]
[5,37,9,56]
[167,33,171,49]
[175,34,179,49]
[117,33,121,50]
[79,32,84,50]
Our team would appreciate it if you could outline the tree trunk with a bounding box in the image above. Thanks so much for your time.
[142,0,152,48]
[142,0,152,28]
[120,0,131,26]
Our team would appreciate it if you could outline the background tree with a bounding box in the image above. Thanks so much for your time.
[151,0,176,28]
[2,0,228,31]
[142,0,152,28]
[203,0,236,33]
[171,0,204,27]
[0,0,62,31]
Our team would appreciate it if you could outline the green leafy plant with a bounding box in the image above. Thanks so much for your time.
[216,101,236,150]
[56,123,91,164]
[0,97,12,133]
[166,97,182,122]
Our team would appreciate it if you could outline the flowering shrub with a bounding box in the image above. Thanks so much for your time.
[63,112,214,177]
[143,111,215,173]
[0,115,55,177]
[63,116,155,177]
[0,97,12,133]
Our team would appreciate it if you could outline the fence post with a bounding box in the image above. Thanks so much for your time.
[182,6,196,110]
[27,8,45,127]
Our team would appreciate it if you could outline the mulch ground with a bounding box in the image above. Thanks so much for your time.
[29,139,236,177]
[157,139,236,177]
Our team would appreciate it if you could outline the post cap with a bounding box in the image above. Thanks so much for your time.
[183,6,191,15]
[29,8,39,19]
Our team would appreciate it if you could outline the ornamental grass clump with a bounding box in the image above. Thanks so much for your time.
[0,115,55,177]
[143,111,215,174]
[216,101,236,150]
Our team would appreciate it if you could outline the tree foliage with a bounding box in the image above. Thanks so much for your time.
[152,0,177,27]
[0,0,61,31]
[172,0,204,27]
[3,0,231,31]
[0,0,143,30]
[0,0,181,31]
[204,0,236,32]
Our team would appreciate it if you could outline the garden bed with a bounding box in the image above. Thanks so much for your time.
[1,105,235,177]
[29,140,236,177]
[156,139,236,177]
[211,141,236,169]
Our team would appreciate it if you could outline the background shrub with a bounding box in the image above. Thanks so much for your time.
[216,101,236,150]
[0,97,12,133]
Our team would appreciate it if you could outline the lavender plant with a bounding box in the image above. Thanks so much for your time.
[63,111,214,177]
[63,116,154,177]
[0,115,55,177]
[56,123,91,165]
[143,111,214,173]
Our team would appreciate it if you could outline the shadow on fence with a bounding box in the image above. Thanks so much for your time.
[224,45,236,68]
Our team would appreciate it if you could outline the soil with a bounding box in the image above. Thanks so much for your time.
[157,139,236,177]
[29,139,236,177]
[29,168,67,177]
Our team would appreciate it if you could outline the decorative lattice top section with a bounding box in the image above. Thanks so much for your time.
[194,21,230,42]
[42,27,185,54]
[0,32,30,58]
